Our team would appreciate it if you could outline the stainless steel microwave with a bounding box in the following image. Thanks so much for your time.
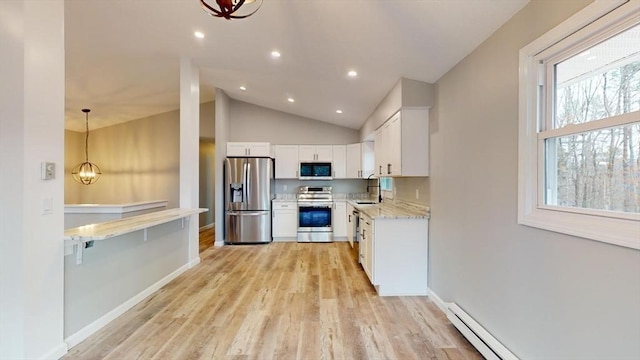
[299,162,332,180]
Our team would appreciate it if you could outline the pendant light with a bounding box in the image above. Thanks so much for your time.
[200,0,262,20]
[71,109,102,185]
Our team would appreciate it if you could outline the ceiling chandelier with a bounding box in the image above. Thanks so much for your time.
[200,0,263,20]
[71,109,102,185]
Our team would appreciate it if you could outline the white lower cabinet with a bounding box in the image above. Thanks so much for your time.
[346,202,356,247]
[332,201,347,239]
[272,202,297,241]
[360,214,374,282]
[362,215,428,296]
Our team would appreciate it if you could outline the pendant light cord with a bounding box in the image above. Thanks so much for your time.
[84,111,90,162]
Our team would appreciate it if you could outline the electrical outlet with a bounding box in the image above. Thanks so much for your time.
[416,189,420,199]
[283,185,288,191]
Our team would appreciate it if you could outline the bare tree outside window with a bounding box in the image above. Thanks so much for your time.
[547,25,640,214]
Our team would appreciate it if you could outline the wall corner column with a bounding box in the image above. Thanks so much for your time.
[179,57,200,264]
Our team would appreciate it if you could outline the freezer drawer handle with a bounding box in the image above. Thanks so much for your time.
[227,211,269,216]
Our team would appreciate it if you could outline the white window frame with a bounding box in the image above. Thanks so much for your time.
[518,0,640,250]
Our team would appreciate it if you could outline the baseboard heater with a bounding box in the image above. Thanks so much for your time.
[446,303,519,360]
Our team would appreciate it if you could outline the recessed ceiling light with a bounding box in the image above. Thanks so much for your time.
[194,31,205,39]
[287,97,295,103]
[348,70,357,77]
[240,86,247,91]
[587,56,597,61]
[271,50,281,58]
[579,50,591,57]
[336,110,343,114]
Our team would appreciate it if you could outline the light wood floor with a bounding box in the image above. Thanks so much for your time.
[199,227,215,253]
[64,241,481,360]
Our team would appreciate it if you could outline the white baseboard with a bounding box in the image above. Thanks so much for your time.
[189,257,201,268]
[64,262,191,349]
[199,223,214,231]
[427,287,448,314]
[272,237,297,242]
[446,302,519,360]
[214,240,225,247]
[39,342,68,360]
[427,288,519,360]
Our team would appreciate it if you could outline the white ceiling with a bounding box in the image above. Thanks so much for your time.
[64,0,529,132]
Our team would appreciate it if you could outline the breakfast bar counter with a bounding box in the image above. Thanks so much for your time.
[64,208,207,245]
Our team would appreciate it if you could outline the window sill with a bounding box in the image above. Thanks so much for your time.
[518,207,640,250]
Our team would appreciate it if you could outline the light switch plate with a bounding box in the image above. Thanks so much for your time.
[42,197,53,215]
[41,162,55,180]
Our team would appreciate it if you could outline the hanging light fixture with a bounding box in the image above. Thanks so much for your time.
[72,109,102,185]
[200,0,263,20]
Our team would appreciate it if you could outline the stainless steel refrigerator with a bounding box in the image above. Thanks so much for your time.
[224,157,274,244]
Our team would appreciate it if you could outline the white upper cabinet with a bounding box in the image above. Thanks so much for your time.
[388,113,402,176]
[374,123,388,177]
[346,143,361,178]
[374,109,429,177]
[226,142,271,157]
[332,145,346,179]
[299,145,333,162]
[274,145,299,179]
[346,142,375,179]
[361,141,375,178]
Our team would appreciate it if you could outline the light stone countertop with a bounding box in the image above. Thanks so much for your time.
[64,208,208,244]
[64,200,168,214]
[274,193,373,201]
[272,198,297,202]
[349,200,430,220]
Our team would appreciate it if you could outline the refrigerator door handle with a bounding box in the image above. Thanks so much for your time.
[243,161,248,204]
[227,211,269,216]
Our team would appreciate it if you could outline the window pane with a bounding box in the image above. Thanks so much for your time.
[545,123,640,213]
[380,177,393,191]
[554,24,640,128]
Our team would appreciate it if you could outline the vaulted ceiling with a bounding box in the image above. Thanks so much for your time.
[64,0,529,132]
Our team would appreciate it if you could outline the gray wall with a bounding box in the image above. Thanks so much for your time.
[65,109,181,208]
[228,99,360,144]
[65,101,216,214]
[64,130,84,204]
[214,90,230,244]
[64,220,188,337]
[199,100,216,227]
[199,139,215,226]
[426,0,640,358]
[200,100,215,139]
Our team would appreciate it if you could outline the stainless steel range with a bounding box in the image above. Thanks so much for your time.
[297,186,333,242]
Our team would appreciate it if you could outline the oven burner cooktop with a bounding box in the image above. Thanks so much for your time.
[297,186,333,202]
